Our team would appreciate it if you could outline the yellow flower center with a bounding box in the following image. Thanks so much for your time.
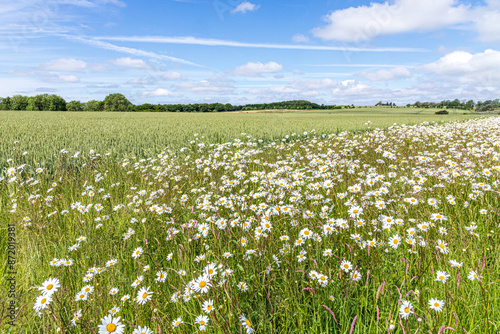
[344,264,349,268]
[199,281,207,288]
[208,269,213,274]
[439,244,445,249]
[393,239,399,244]
[200,321,205,325]
[439,276,444,280]
[106,323,117,332]
[207,305,212,310]
[41,298,47,304]
[404,307,409,313]
[46,284,53,290]
[246,320,252,327]
[434,303,439,307]
[142,293,148,299]
[85,288,90,292]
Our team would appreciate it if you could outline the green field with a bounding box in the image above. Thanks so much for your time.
[1,110,499,334]
[0,108,477,171]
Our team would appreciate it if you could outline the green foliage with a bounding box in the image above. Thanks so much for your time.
[0,97,11,110]
[9,95,29,110]
[103,93,133,111]
[66,100,84,112]
[435,109,449,115]
[84,100,104,112]
[475,99,500,112]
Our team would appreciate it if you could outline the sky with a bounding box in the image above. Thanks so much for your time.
[1,0,500,105]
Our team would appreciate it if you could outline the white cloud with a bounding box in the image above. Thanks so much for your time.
[66,36,202,67]
[231,61,282,76]
[312,0,470,42]
[416,49,500,85]
[232,1,260,14]
[88,63,109,72]
[161,71,182,80]
[142,88,179,97]
[292,34,310,43]
[111,57,149,69]
[96,35,424,52]
[175,78,235,94]
[40,59,87,72]
[357,67,412,81]
[45,74,80,83]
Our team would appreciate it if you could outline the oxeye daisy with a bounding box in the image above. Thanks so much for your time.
[121,294,130,303]
[238,281,248,291]
[98,315,125,334]
[131,275,144,288]
[171,317,183,328]
[239,314,254,334]
[132,247,143,259]
[351,270,362,282]
[108,305,120,315]
[389,234,401,249]
[194,275,212,294]
[106,259,117,267]
[133,326,153,334]
[202,299,214,314]
[468,270,482,281]
[428,298,444,312]
[399,300,413,319]
[136,286,153,305]
[340,260,352,272]
[436,240,449,254]
[81,285,94,295]
[195,314,210,331]
[38,277,60,296]
[75,292,88,302]
[155,270,167,282]
[435,271,450,284]
[71,309,82,326]
[109,288,119,295]
[34,294,52,312]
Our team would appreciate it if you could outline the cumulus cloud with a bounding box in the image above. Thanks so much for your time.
[312,0,470,42]
[40,59,87,72]
[44,74,80,83]
[232,1,259,14]
[127,71,183,86]
[231,61,282,76]
[416,49,500,86]
[357,67,412,81]
[141,88,179,97]
[175,78,235,94]
[292,34,310,43]
[111,57,149,69]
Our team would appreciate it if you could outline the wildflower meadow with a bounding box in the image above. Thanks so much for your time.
[1,114,499,333]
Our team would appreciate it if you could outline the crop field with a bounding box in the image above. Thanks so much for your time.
[0,108,477,172]
[1,111,499,333]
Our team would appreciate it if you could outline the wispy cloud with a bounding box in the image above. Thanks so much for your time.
[64,35,203,67]
[232,1,260,14]
[94,35,427,52]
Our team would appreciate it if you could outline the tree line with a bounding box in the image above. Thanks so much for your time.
[0,94,342,112]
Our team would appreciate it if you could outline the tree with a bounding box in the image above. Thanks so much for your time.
[46,94,67,111]
[67,100,84,111]
[10,95,29,110]
[103,93,132,111]
[0,97,11,110]
[26,94,47,111]
[85,100,104,112]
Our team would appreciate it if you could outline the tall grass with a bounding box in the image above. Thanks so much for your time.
[1,113,498,333]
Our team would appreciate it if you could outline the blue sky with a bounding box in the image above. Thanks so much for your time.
[1,0,500,105]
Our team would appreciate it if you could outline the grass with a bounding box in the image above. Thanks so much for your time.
[1,110,499,333]
[0,108,477,172]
